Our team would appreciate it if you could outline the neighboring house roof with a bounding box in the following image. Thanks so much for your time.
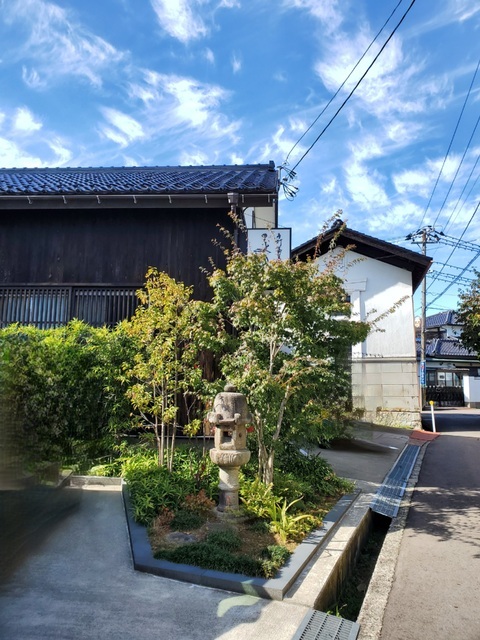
[0,162,278,209]
[426,310,461,329]
[292,222,432,292]
[418,338,476,359]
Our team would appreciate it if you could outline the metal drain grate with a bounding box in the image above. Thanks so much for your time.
[291,610,360,640]
[370,444,420,518]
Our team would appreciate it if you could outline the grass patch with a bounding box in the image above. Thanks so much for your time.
[152,520,292,578]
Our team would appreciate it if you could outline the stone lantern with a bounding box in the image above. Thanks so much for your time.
[208,384,252,512]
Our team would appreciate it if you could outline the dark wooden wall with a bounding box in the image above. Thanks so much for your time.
[0,207,237,300]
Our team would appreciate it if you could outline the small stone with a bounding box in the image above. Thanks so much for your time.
[166,532,198,544]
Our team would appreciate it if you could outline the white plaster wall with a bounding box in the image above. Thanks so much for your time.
[317,248,417,359]
[243,206,276,229]
[316,247,421,426]
[463,375,480,407]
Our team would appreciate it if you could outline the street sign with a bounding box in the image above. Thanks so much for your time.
[420,360,426,387]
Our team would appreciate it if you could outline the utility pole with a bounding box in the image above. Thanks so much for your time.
[406,226,442,409]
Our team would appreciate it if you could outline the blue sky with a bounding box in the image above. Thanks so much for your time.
[0,0,479,315]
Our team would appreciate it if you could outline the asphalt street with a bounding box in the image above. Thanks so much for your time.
[379,409,480,640]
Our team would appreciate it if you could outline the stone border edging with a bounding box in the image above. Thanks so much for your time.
[122,484,359,600]
[356,443,430,640]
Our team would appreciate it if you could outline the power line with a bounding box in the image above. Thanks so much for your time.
[426,203,480,292]
[427,202,480,307]
[428,270,473,286]
[432,113,480,228]
[282,0,406,167]
[279,0,417,197]
[444,152,480,234]
[418,57,480,227]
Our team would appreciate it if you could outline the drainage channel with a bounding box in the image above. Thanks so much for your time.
[327,511,391,622]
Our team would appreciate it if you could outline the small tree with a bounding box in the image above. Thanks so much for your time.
[457,270,480,355]
[208,250,369,485]
[123,268,205,470]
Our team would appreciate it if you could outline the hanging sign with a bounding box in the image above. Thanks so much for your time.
[247,228,291,261]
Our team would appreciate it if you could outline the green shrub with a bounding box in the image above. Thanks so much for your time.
[261,545,291,578]
[170,510,204,531]
[276,446,354,499]
[0,321,134,466]
[239,477,275,519]
[183,489,216,515]
[265,497,316,544]
[123,446,218,526]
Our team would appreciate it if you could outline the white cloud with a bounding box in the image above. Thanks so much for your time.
[178,148,211,165]
[408,0,480,37]
[282,0,343,34]
[313,21,455,127]
[344,161,389,210]
[426,155,460,182]
[0,112,5,129]
[231,53,242,74]
[274,71,288,83]
[4,0,124,88]
[289,117,307,133]
[150,0,208,43]
[229,153,244,164]
[393,168,432,198]
[0,137,42,167]
[322,177,337,194]
[348,136,384,162]
[367,200,424,233]
[393,155,461,200]
[204,48,215,64]
[48,138,73,166]
[21,66,44,89]
[133,71,240,140]
[12,107,42,134]
[99,108,144,147]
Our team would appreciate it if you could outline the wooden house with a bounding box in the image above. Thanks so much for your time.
[0,163,278,328]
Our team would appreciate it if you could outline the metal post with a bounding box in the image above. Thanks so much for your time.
[429,400,436,432]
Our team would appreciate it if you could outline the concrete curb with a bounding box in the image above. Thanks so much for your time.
[356,442,430,640]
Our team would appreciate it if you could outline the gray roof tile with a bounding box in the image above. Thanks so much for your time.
[0,163,278,196]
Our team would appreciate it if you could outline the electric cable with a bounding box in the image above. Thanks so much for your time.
[444,152,480,234]
[427,201,480,306]
[432,113,480,228]
[427,203,480,292]
[282,0,406,168]
[418,57,480,227]
[288,0,417,174]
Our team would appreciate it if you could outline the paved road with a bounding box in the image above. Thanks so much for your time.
[379,410,480,640]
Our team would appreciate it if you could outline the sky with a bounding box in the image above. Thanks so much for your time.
[0,0,479,316]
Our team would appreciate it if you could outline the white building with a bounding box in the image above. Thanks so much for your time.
[294,223,432,429]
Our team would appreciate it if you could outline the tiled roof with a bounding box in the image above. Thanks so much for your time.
[293,222,432,292]
[421,338,476,358]
[426,310,460,329]
[0,163,278,196]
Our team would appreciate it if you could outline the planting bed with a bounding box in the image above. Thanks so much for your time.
[122,485,358,600]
